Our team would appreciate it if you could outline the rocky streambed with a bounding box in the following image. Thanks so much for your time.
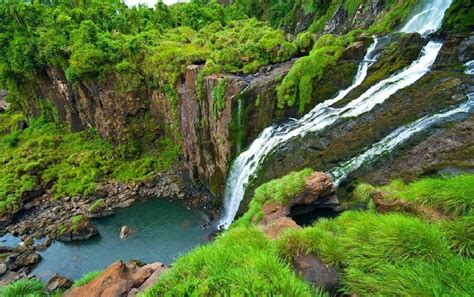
[0,163,218,285]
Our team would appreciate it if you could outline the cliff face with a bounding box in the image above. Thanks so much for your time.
[19,37,365,198]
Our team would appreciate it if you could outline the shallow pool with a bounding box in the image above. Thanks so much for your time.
[30,198,212,281]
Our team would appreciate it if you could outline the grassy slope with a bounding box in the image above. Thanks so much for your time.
[141,173,474,296]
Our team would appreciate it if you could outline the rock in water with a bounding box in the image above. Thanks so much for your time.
[120,226,132,239]
[47,273,73,292]
[56,216,98,242]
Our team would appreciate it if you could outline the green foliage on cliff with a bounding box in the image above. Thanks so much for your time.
[0,1,297,112]
[442,0,474,33]
[276,34,356,113]
[142,227,324,297]
[0,112,180,216]
[236,168,313,227]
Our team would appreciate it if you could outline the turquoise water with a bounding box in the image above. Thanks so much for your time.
[31,199,212,282]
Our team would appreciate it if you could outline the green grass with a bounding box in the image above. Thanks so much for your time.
[0,113,181,216]
[235,168,313,227]
[0,279,47,297]
[276,211,474,296]
[277,33,358,114]
[73,270,102,287]
[355,174,474,216]
[141,227,324,297]
[89,199,105,213]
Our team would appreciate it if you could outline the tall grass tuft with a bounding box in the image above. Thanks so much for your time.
[141,227,323,297]
[0,279,47,297]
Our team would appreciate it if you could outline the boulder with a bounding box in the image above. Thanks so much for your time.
[258,172,340,238]
[64,261,167,297]
[47,273,73,292]
[292,254,340,293]
[57,216,98,242]
[120,226,132,239]
[0,263,7,276]
[5,250,41,271]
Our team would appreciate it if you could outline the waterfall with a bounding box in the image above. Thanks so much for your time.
[465,60,474,75]
[400,0,453,35]
[330,93,474,184]
[218,0,454,229]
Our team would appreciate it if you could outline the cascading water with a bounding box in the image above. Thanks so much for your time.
[218,0,454,229]
[400,0,453,35]
[330,93,474,184]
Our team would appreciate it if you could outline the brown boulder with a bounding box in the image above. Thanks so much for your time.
[57,216,98,242]
[64,261,167,297]
[292,254,339,292]
[258,172,339,239]
[261,217,301,239]
[47,273,73,292]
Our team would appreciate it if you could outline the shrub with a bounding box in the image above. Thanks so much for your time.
[0,279,47,297]
[277,211,473,296]
[142,227,321,296]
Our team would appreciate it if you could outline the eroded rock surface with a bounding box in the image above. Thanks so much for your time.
[64,261,167,297]
[259,172,339,239]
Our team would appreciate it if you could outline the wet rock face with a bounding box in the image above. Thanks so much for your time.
[179,66,247,195]
[323,0,385,35]
[63,261,168,297]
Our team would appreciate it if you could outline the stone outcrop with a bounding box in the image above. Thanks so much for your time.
[292,254,340,293]
[64,261,168,297]
[259,172,339,239]
[57,216,98,242]
[47,273,73,292]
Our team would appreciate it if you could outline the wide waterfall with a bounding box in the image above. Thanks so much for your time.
[218,0,454,229]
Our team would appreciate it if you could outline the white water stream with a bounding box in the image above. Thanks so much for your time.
[330,93,474,184]
[219,0,454,229]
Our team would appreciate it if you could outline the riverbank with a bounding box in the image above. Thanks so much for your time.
[0,162,218,285]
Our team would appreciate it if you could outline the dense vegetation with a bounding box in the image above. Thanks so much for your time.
[0,110,180,216]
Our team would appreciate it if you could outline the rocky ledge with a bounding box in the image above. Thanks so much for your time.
[64,260,168,297]
[1,163,216,241]
[258,172,340,239]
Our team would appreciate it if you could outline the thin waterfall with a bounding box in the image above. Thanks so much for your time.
[330,93,474,184]
[218,0,454,229]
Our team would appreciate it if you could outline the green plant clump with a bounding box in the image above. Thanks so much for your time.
[236,168,313,227]
[276,211,474,296]
[276,34,356,113]
[142,227,324,297]
[0,114,180,216]
[73,270,102,288]
[0,279,47,297]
